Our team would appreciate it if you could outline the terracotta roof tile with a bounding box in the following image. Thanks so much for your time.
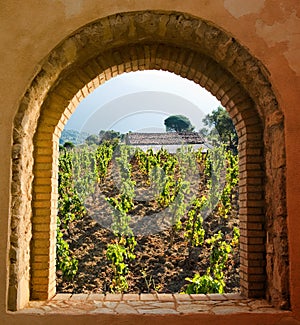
[125,132,204,145]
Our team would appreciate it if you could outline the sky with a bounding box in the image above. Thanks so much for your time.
[65,70,221,135]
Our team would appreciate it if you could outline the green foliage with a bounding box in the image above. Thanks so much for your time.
[115,146,136,209]
[63,141,75,149]
[85,130,122,146]
[183,146,238,294]
[185,272,224,294]
[135,147,179,208]
[202,106,238,153]
[106,236,137,292]
[106,145,136,236]
[204,145,227,212]
[135,148,155,177]
[59,129,90,146]
[107,198,133,236]
[56,227,78,280]
[164,114,195,132]
[168,179,190,246]
[231,226,240,247]
[207,231,232,275]
[217,150,239,218]
[185,231,232,294]
[178,145,198,173]
[104,145,138,292]
[106,241,129,292]
[71,146,98,201]
[185,196,206,248]
[57,149,87,279]
[202,145,239,219]
[58,149,87,226]
[57,139,239,292]
[157,175,177,208]
[57,144,113,279]
[95,141,114,183]
[153,152,178,208]
[99,130,121,144]
[85,134,100,145]
[206,231,231,293]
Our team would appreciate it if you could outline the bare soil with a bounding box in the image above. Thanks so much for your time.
[56,159,240,294]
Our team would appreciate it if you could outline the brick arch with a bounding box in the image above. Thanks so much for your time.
[9,11,287,311]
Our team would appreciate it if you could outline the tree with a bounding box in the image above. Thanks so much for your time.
[85,134,99,145]
[164,115,195,132]
[63,141,75,150]
[99,130,121,143]
[202,106,238,152]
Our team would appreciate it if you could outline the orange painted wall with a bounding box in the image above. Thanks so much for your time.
[0,1,299,324]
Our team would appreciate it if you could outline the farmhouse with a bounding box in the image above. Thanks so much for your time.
[124,132,210,153]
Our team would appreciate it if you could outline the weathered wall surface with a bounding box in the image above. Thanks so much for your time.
[0,0,299,324]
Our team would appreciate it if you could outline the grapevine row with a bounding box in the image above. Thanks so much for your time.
[57,142,239,293]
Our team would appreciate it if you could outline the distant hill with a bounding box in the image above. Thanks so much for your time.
[59,129,90,146]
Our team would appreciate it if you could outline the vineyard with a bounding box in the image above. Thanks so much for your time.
[56,140,240,294]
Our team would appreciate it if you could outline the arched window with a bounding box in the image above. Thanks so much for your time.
[9,11,288,312]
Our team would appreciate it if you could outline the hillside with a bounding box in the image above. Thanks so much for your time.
[59,129,90,146]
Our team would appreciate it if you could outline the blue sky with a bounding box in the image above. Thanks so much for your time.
[65,70,221,134]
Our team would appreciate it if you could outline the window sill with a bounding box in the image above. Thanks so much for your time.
[14,293,289,315]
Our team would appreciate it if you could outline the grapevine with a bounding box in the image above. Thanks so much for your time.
[185,196,207,253]
[57,140,240,293]
[57,148,86,279]
[105,145,137,292]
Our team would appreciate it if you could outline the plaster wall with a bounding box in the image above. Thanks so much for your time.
[0,0,299,324]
